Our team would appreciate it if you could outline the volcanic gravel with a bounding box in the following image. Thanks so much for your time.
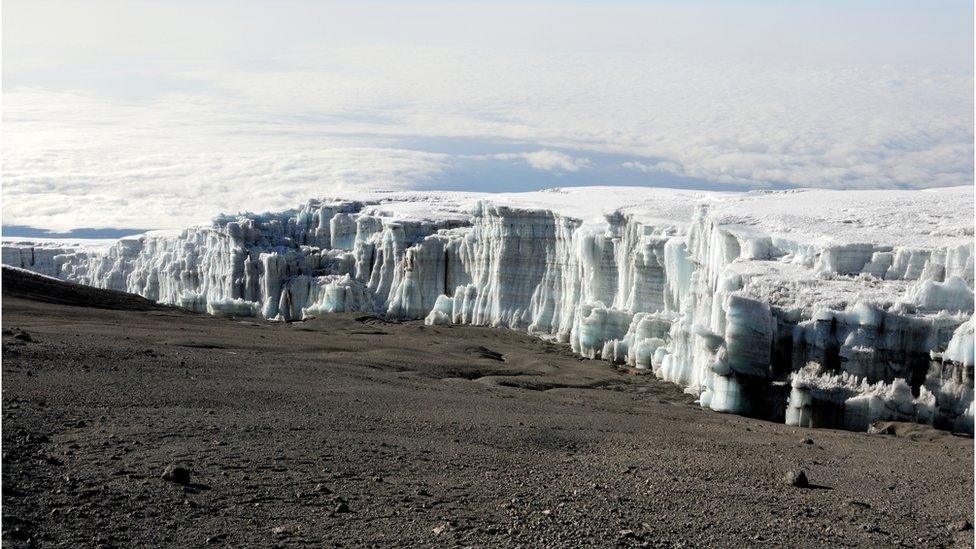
[2,268,973,547]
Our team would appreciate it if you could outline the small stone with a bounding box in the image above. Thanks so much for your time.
[800,438,814,445]
[619,529,636,539]
[785,469,809,488]
[14,332,32,342]
[313,483,332,494]
[9,525,30,540]
[271,525,298,537]
[868,422,898,435]
[949,520,973,532]
[432,524,448,535]
[162,464,191,485]
[334,502,350,513]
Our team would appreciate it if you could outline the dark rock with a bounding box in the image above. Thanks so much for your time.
[334,501,350,513]
[800,438,814,445]
[949,519,973,532]
[14,331,32,342]
[868,422,898,435]
[9,524,31,540]
[162,464,191,485]
[271,524,299,537]
[785,469,809,488]
[313,483,332,494]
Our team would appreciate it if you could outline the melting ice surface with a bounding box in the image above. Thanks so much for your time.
[4,186,974,433]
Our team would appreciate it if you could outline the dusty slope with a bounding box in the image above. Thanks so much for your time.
[2,268,973,547]
[1,268,166,311]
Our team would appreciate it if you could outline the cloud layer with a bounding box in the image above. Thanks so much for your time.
[3,1,973,231]
[490,151,592,173]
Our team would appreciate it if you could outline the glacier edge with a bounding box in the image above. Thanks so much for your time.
[4,187,973,433]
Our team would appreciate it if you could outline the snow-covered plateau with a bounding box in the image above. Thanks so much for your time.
[4,186,974,433]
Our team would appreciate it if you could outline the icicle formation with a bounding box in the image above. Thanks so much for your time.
[4,188,973,433]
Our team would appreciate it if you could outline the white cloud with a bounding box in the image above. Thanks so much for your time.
[2,2,972,230]
[493,151,592,172]
[1,90,454,231]
[622,161,683,176]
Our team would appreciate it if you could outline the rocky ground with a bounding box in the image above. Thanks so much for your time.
[2,267,973,547]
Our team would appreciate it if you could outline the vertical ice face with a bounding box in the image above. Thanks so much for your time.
[445,204,584,332]
[944,316,975,368]
[3,187,972,433]
[2,244,76,277]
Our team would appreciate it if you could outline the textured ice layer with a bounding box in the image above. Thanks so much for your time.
[1,237,116,278]
[4,186,973,432]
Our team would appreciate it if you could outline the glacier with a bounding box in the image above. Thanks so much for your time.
[4,186,974,433]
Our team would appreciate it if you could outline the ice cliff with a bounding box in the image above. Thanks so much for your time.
[4,186,974,433]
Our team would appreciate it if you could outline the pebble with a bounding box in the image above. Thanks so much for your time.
[847,499,871,508]
[161,464,191,485]
[949,519,973,532]
[271,524,299,537]
[785,469,808,488]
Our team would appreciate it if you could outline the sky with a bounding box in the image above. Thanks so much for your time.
[2,0,973,233]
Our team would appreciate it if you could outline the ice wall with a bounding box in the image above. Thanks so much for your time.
[4,188,973,433]
[2,245,64,277]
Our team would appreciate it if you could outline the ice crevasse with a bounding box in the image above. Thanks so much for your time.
[4,186,974,433]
